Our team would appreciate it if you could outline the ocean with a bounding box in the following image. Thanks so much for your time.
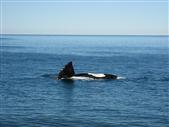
[0,35,168,127]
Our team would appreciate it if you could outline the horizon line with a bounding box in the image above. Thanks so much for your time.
[1,0,168,3]
[0,34,168,36]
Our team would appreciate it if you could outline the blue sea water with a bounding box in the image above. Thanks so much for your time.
[0,35,169,127]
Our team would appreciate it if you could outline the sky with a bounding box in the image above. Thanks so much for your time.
[0,0,168,35]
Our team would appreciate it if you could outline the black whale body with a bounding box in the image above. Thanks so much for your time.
[57,62,117,80]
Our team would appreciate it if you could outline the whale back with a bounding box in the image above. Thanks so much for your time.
[57,61,75,79]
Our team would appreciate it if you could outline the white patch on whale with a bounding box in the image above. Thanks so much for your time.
[71,76,94,80]
[88,73,105,78]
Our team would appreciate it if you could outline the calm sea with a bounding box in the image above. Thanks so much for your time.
[0,35,168,127]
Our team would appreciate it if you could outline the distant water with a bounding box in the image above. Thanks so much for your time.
[0,35,169,127]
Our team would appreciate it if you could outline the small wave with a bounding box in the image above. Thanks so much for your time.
[156,77,169,82]
[41,74,56,78]
[41,74,51,77]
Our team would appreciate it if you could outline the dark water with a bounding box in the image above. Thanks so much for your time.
[0,35,169,127]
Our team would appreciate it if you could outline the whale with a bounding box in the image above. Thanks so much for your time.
[57,61,117,80]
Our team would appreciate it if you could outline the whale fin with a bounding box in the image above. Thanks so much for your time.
[57,61,75,79]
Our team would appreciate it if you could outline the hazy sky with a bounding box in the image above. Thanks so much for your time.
[1,0,168,35]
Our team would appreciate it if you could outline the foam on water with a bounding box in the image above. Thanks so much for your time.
[117,76,126,80]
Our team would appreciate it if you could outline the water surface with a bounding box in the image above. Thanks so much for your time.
[0,35,168,127]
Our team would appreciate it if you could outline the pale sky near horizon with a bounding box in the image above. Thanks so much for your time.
[1,0,168,35]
